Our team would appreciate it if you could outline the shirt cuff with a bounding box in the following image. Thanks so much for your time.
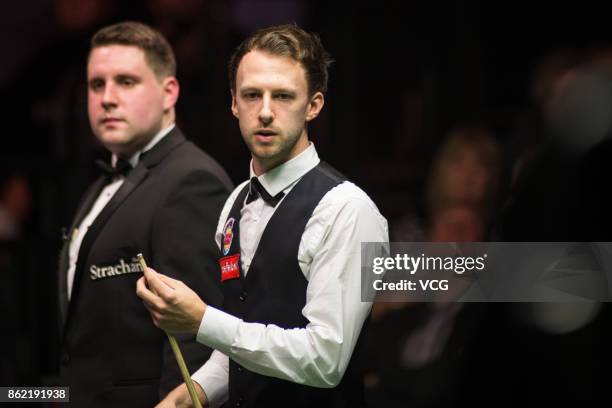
[196,306,241,353]
[191,354,228,408]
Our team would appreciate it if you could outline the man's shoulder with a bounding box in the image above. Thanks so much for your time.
[302,180,388,254]
[314,180,387,226]
[164,139,217,170]
[160,140,233,189]
[322,181,378,209]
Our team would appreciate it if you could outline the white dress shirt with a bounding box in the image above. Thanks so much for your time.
[66,124,175,299]
[192,143,389,407]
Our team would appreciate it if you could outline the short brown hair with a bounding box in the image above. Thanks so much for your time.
[90,21,176,78]
[229,24,333,96]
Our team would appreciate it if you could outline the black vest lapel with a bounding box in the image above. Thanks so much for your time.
[219,184,250,300]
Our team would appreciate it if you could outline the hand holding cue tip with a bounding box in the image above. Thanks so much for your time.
[136,253,203,408]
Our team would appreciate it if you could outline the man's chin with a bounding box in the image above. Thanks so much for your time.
[98,136,134,156]
[251,146,280,161]
[96,128,129,143]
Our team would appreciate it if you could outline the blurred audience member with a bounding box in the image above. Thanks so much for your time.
[0,172,32,241]
[428,206,485,243]
[365,125,499,408]
[392,124,500,242]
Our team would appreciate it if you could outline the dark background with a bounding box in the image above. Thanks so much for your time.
[1,1,611,406]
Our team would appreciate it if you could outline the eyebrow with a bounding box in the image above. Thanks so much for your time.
[115,73,140,80]
[87,73,141,81]
[239,86,297,94]
[273,89,296,95]
[239,87,260,93]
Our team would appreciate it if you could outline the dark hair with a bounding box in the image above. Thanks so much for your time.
[90,21,176,78]
[229,24,333,96]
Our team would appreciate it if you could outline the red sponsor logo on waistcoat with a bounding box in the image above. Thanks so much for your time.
[220,253,240,282]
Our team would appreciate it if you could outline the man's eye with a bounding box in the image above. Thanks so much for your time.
[244,92,260,100]
[119,78,136,87]
[275,93,293,101]
[89,80,104,91]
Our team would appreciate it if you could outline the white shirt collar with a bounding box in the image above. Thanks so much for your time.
[249,143,321,197]
[112,124,175,168]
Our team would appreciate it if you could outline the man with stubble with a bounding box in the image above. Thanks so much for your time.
[137,24,388,408]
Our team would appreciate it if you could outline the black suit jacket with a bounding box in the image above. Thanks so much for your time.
[56,128,233,407]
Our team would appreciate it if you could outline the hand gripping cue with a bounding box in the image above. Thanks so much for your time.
[137,254,203,408]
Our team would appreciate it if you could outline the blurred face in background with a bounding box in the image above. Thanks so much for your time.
[440,148,492,206]
[1,174,32,223]
[87,45,178,157]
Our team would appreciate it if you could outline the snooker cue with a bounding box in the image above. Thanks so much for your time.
[137,254,203,408]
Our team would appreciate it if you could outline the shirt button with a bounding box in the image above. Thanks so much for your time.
[61,353,70,365]
[237,366,243,372]
[236,397,244,407]
[239,291,247,301]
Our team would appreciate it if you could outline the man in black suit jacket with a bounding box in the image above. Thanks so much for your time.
[56,21,233,407]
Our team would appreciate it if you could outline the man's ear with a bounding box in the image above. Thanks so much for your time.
[162,76,180,111]
[306,91,325,122]
[231,90,239,118]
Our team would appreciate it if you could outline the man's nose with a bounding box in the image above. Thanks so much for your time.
[258,95,274,125]
[101,84,118,109]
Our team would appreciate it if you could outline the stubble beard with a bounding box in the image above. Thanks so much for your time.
[247,129,303,172]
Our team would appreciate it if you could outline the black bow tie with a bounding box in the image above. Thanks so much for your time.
[95,158,132,180]
[246,177,285,207]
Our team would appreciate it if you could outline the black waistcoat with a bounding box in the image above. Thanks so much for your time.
[219,162,366,408]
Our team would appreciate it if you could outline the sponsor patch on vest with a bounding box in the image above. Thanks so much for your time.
[90,257,144,281]
[222,217,236,256]
[220,254,240,282]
